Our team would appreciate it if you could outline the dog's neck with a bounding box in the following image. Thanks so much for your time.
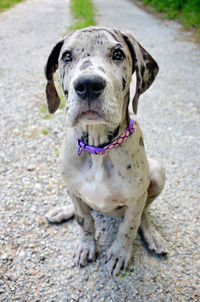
[75,120,127,148]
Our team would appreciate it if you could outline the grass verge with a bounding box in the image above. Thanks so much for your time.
[140,0,200,37]
[0,0,24,12]
[69,0,95,30]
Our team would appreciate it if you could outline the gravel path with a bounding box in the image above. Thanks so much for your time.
[0,0,200,301]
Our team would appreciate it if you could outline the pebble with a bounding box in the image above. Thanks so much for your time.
[26,164,36,171]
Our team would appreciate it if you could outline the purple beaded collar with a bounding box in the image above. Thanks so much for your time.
[78,118,135,156]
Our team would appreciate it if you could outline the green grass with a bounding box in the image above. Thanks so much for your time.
[42,113,52,120]
[59,94,66,110]
[121,272,126,278]
[54,149,60,157]
[69,0,95,30]
[40,105,48,114]
[41,128,49,135]
[141,0,200,36]
[0,0,24,11]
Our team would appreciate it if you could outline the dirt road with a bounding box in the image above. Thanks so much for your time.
[0,0,199,301]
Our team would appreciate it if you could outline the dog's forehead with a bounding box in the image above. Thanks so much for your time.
[62,27,123,52]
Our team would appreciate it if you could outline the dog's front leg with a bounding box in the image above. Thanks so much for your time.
[106,192,147,276]
[69,192,96,267]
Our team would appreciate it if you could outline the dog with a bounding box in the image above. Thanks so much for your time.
[45,26,167,276]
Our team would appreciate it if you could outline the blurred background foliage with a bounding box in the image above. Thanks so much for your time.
[141,0,200,35]
[0,0,23,11]
[69,0,95,30]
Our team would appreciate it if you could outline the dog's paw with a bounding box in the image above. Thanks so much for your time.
[74,238,96,267]
[45,205,74,223]
[142,228,168,255]
[106,240,132,276]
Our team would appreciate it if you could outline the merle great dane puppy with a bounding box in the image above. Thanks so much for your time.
[45,26,167,275]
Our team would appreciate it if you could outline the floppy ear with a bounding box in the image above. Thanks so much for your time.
[44,40,64,113]
[122,33,159,114]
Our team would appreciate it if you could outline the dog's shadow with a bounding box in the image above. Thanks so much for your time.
[92,210,123,253]
[92,210,168,261]
[47,208,167,264]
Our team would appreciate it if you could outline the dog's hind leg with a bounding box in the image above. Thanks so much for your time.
[139,158,167,255]
[45,205,74,223]
[146,158,166,207]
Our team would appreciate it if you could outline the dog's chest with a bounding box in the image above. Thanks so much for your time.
[73,156,126,212]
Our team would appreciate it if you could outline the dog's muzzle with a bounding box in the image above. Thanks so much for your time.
[74,75,106,101]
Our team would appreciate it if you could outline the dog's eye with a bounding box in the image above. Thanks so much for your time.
[62,51,72,63]
[112,49,125,61]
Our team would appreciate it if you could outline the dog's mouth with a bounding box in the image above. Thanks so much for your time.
[77,110,106,124]
[80,110,100,119]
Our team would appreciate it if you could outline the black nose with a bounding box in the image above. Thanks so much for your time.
[74,75,106,101]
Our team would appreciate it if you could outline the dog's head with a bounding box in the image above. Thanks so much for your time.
[45,27,159,128]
